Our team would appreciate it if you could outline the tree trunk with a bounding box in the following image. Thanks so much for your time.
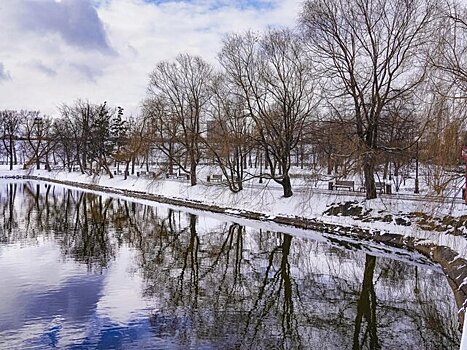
[124,161,130,180]
[383,160,388,180]
[45,150,51,171]
[9,137,13,171]
[168,143,174,175]
[190,162,197,186]
[363,153,377,199]
[13,144,17,166]
[300,144,304,169]
[103,162,114,179]
[282,173,293,198]
[82,149,86,171]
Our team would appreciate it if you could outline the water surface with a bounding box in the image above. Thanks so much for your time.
[0,181,461,349]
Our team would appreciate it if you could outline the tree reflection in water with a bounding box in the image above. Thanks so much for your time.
[0,181,461,349]
[0,182,18,242]
[353,255,378,349]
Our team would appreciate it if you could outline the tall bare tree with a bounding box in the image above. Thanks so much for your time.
[0,110,21,170]
[147,54,213,186]
[431,1,467,93]
[53,117,76,171]
[59,100,115,177]
[300,0,439,198]
[204,74,254,192]
[113,116,150,180]
[23,112,54,170]
[219,29,317,197]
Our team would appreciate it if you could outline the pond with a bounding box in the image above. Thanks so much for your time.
[0,181,462,349]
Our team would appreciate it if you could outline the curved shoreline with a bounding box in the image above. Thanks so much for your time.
[3,174,467,329]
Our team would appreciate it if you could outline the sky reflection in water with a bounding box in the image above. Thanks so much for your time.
[0,181,461,349]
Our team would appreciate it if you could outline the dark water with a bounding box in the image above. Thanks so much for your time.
[0,181,461,349]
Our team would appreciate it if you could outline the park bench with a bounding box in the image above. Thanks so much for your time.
[333,180,355,191]
[209,174,223,182]
[166,173,189,181]
[359,182,386,193]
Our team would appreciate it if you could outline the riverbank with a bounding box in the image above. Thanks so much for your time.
[2,167,467,328]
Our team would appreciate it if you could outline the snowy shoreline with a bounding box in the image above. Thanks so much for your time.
[2,169,467,332]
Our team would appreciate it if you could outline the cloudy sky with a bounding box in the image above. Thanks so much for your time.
[0,0,302,117]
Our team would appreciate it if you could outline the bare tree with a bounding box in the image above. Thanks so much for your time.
[142,96,180,176]
[419,93,467,195]
[300,0,439,198]
[147,54,213,186]
[219,29,317,197]
[23,112,54,170]
[431,1,467,93]
[204,74,254,192]
[59,100,94,174]
[379,98,420,191]
[59,100,115,177]
[113,115,150,180]
[0,110,21,170]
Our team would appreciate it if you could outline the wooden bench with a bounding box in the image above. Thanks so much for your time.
[359,182,385,193]
[333,180,355,191]
[166,173,189,180]
[210,174,223,182]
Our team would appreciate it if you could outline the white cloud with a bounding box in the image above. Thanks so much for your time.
[0,63,11,82]
[96,245,149,324]
[0,0,302,116]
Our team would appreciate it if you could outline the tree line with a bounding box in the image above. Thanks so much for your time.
[1,0,467,199]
